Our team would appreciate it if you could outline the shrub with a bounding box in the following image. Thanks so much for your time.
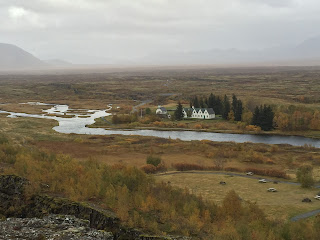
[176,123,187,128]
[245,125,261,132]
[112,114,138,124]
[155,163,167,172]
[173,163,205,171]
[141,163,167,174]
[141,164,157,174]
[172,163,220,171]
[245,167,289,179]
[194,124,203,129]
[224,167,242,172]
[146,155,161,167]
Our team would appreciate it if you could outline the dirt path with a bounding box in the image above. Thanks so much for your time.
[131,99,152,114]
[290,209,320,222]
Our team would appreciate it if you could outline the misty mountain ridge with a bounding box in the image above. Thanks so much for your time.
[1,36,320,69]
[141,35,320,65]
[0,43,46,69]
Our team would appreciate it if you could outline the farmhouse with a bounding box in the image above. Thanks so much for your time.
[183,107,215,119]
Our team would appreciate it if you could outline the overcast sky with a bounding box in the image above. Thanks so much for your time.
[0,0,320,63]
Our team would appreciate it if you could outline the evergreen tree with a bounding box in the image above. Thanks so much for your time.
[232,94,238,113]
[193,96,200,108]
[234,99,243,121]
[222,95,230,120]
[251,106,260,126]
[208,93,215,109]
[251,105,274,131]
[231,94,243,121]
[199,98,205,108]
[215,96,223,115]
[174,102,184,121]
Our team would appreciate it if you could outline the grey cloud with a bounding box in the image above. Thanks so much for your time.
[0,0,319,64]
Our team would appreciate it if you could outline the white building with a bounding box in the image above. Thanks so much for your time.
[183,107,215,119]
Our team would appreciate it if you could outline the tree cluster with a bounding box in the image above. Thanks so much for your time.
[274,108,320,131]
[190,93,243,121]
[251,105,274,131]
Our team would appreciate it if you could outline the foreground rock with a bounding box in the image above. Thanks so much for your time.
[0,175,190,240]
[0,214,113,240]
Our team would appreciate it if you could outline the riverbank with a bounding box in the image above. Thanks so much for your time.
[89,117,320,140]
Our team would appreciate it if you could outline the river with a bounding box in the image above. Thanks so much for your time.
[1,103,320,148]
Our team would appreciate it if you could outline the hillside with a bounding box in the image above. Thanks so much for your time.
[0,43,46,69]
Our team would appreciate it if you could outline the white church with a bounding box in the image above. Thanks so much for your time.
[182,107,215,119]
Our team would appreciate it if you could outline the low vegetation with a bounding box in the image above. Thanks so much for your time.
[1,67,320,238]
[1,136,320,239]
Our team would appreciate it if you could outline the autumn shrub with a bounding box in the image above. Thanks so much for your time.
[176,123,187,128]
[141,163,167,174]
[245,125,261,132]
[245,167,289,179]
[141,164,157,174]
[224,167,242,172]
[155,163,167,172]
[112,114,138,124]
[139,115,160,124]
[266,159,275,165]
[173,163,205,171]
[194,124,203,129]
[173,163,220,171]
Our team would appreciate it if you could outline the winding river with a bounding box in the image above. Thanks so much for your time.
[1,103,320,148]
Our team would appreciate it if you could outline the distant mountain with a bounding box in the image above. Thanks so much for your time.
[0,43,46,69]
[294,36,320,58]
[140,36,320,65]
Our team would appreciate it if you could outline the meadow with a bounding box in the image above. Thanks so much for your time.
[1,66,320,238]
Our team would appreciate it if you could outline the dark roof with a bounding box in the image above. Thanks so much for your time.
[206,108,215,114]
[159,107,167,111]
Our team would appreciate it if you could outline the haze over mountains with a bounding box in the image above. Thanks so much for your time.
[1,36,320,69]
[142,35,320,65]
[0,43,46,69]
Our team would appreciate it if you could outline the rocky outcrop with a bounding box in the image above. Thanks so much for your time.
[0,215,114,240]
[0,175,190,240]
